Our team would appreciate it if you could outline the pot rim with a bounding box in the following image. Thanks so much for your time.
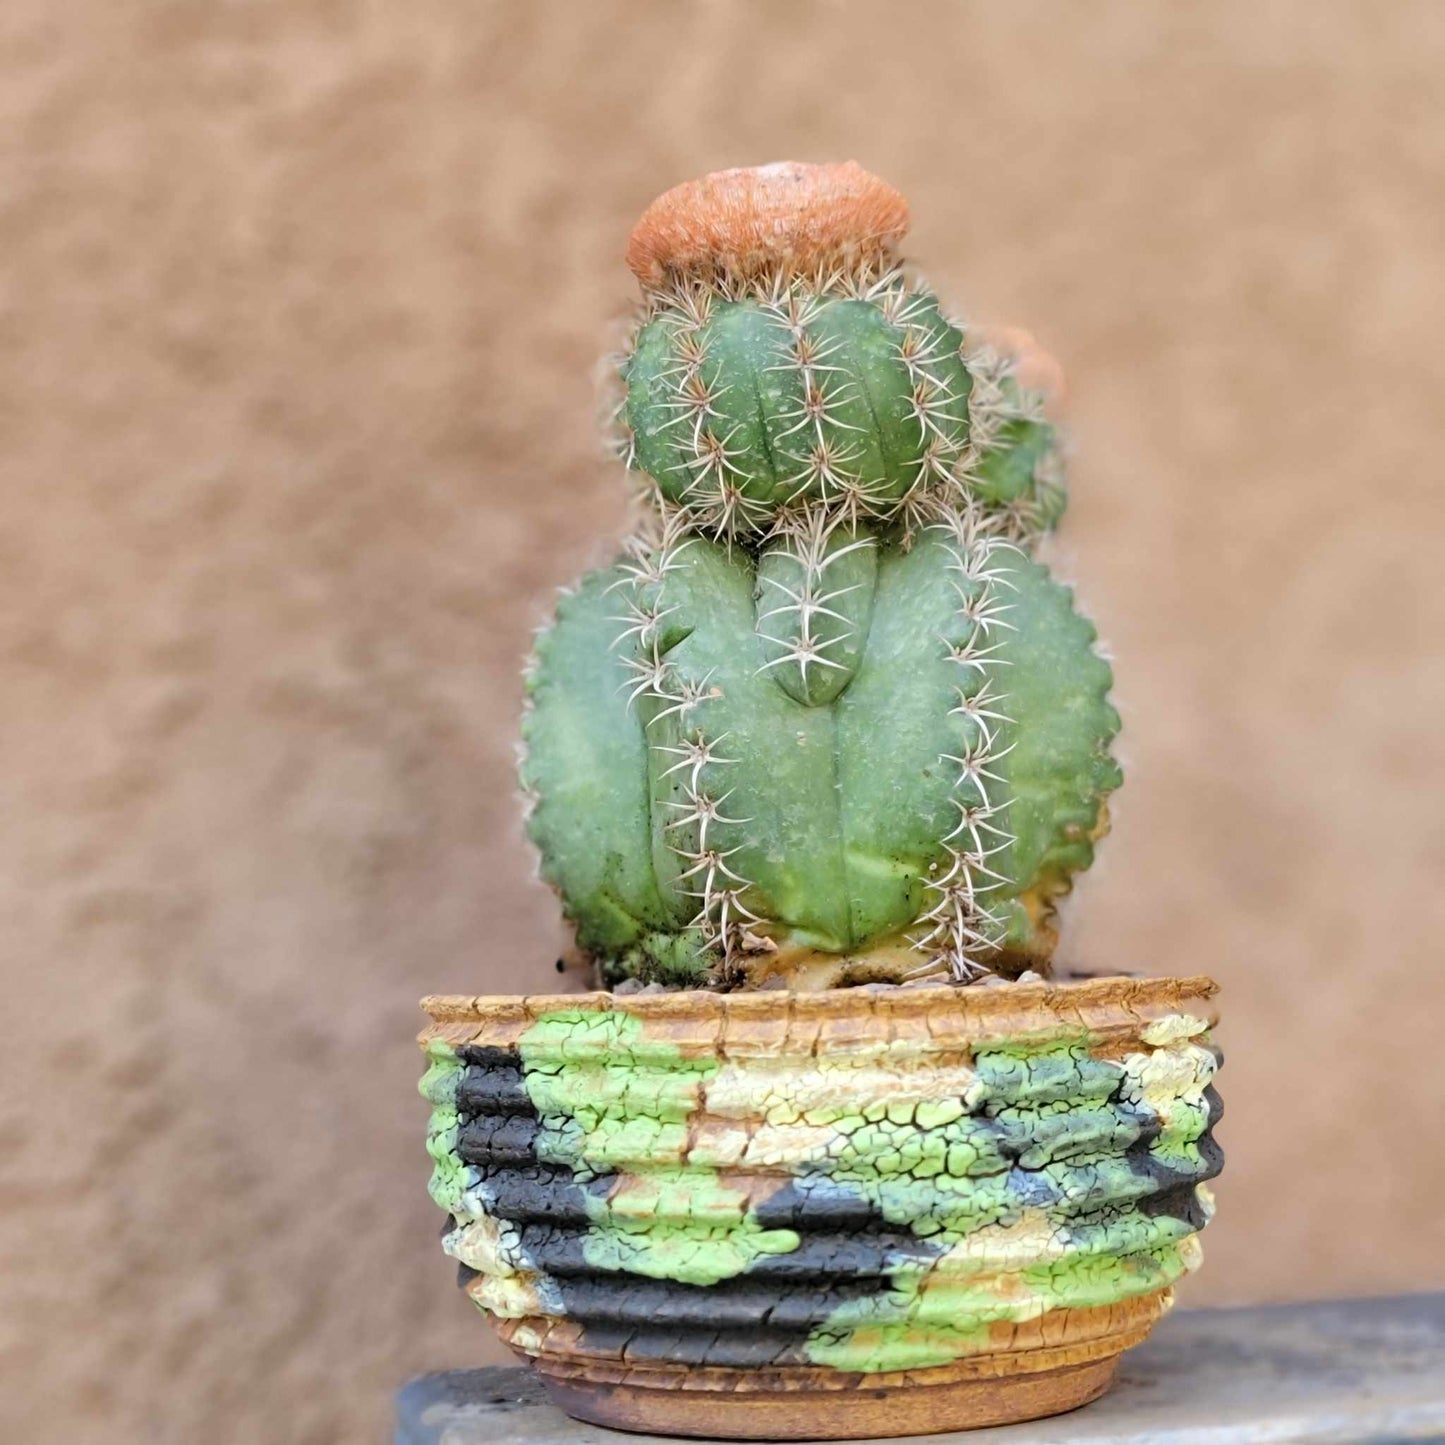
[420,973,1218,1032]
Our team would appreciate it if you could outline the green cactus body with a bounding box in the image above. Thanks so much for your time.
[521,167,1118,988]
[624,277,1062,542]
[524,517,1118,985]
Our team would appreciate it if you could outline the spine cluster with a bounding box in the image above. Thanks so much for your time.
[754,508,875,708]
[612,516,764,973]
[914,505,1021,978]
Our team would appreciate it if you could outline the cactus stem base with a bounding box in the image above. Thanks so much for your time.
[729,934,1043,990]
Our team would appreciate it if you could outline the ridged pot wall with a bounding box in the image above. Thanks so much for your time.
[419,977,1222,1438]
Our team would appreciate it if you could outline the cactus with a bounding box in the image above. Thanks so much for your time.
[522,163,1120,989]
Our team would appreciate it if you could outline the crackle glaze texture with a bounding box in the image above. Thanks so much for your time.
[420,981,1221,1386]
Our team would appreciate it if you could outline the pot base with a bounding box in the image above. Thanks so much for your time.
[537,1356,1119,1440]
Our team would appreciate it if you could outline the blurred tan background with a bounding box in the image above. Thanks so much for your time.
[3,2,1444,1441]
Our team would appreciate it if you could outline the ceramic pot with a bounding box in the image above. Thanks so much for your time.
[419,976,1222,1440]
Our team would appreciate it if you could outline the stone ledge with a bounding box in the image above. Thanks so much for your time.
[396,1293,1445,1444]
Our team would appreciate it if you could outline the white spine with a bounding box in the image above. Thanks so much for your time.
[914,504,1023,980]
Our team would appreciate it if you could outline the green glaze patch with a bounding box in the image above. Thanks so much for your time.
[798,1030,1218,1370]
[419,1039,473,1216]
[518,1009,797,1285]
[806,1293,993,1373]
[520,1009,715,1178]
[581,1168,800,1286]
[806,1222,1195,1373]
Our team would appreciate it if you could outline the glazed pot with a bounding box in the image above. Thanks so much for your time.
[418,976,1223,1439]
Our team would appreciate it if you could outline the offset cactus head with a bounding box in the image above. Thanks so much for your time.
[524,163,1120,991]
[617,161,1065,544]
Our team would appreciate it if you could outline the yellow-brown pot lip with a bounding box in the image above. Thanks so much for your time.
[420,974,1218,1032]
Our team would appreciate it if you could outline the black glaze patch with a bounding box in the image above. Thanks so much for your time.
[1142,1181,1213,1231]
[753,1178,885,1234]
[449,1045,612,1272]
[456,1113,544,1166]
[1127,1081,1225,1228]
[537,1243,929,1368]
[750,1177,946,1277]
[547,1272,885,1332]
[484,1165,603,1227]
[456,1046,535,1115]
[568,1321,825,1369]
[550,1270,894,1370]
[734,1230,934,1281]
[497,1213,942,1283]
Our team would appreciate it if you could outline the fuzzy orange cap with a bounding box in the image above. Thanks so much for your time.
[626,161,910,288]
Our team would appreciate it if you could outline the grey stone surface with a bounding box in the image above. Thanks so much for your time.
[395,1293,1445,1444]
